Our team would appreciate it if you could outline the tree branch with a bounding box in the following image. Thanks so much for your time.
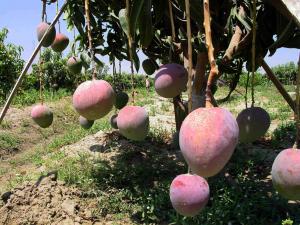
[223,6,245,63]
[203,0,219,107]
[192,52,208,109]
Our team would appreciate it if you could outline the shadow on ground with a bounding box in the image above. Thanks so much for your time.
[71,130,300,225]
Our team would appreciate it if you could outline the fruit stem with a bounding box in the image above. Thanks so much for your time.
[168,0,176,41]
[185,0,193,113]
[84,0,97,80]
[245,71,250,108]
[251,0,257,107]
[56,0,61,33]
[203,0,219,108]
[168,1,184,131]
[126,0,135,103]
[112,58,116,87]
[39,50,44,105]
[42,0,47,22]
[39,1,46,105]
[187,166,191,174]
[72,28,76,57]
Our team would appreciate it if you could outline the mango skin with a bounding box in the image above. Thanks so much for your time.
[31,104,53,128]
[271,148,300,200]
[51,33,69,52]
[236,107,270,143]
[79,116,94,130]
[179,107,239,177]
[67,56,82,74]
[170,174,210,217]
[117,106,149,141]
[37,22,56,47]
[154,63,188,98]
[73,80,115,120]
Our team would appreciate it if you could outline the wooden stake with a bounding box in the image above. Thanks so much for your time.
[262,60,295,112]
[0,0,69,124]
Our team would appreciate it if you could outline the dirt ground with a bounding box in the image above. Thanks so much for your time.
[0,173,136,225]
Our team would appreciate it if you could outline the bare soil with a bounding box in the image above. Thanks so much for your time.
[0,173,133,225]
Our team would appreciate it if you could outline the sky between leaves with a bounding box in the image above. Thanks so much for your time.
[0,0,299,75]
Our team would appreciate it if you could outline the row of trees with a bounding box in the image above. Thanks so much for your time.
[0,27,298,101]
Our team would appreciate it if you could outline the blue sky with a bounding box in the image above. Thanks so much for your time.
[0,0,299,74]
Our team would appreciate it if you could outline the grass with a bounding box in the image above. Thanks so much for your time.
[271,121,296,148]
[214,84,294,123]
[0,120,12,129]
[9,118,110,168]
[3,118,110,191]
[0,133,19,150]
[11,88,71,107]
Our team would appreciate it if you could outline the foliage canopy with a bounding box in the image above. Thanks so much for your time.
[64,0,300,76]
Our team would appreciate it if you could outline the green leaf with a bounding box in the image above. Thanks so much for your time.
[139,0,153,48]
[153,1,166,25]
[118,9,129,36]
[234,7,251,31]
[129,0,145,38]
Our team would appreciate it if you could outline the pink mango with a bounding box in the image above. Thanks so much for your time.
[271,148,300,200]
[73,80,115,120]
[51,33,69,52]
[31,104,53,128]
[179,107,239,177]
[117,106,149,141]
[170,174,210,216]
[154,63,188,98]
[37,22,56,47]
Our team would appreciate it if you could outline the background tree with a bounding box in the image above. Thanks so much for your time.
[272,62,298,85]
[0,28,24,99]
[29,49,89,91]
